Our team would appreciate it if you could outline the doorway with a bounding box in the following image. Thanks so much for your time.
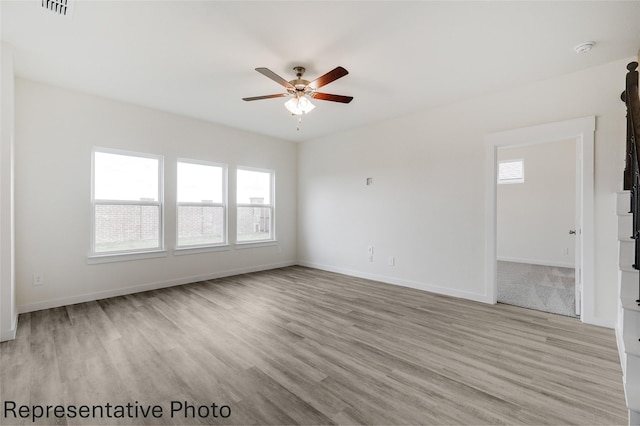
[485,116,595,324]
[496,140,577,317]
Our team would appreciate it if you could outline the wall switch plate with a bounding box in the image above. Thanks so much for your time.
[562,248,569,255]
[368,255,374,263]
[33,273,43,286]
[388,257,395,266]
[368,246,374,255]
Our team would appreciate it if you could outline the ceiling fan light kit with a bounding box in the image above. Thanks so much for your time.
[284,95,315,115]
[243,65,353,130]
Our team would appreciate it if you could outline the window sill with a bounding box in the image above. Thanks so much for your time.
[87,250,168,264]
[234,240,278,250]
[497,180,524,185]
[173,245,230,256]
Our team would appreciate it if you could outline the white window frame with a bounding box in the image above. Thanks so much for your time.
[89,147,164,260]
[497,159,525,184]
[175,158,228,250]
[236,166,275,244]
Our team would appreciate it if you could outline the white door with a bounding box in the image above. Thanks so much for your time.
[574,140,582,316]
[574,227,582,315]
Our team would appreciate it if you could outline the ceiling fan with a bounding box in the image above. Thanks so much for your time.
[243,66,353,116]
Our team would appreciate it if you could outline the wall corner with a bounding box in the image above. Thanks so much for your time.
[0,42,17,341]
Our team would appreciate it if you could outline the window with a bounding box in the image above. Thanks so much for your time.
[92,149,162,254]
[177,160,226,247]
[498,159,524,184]
[236,168,274,242]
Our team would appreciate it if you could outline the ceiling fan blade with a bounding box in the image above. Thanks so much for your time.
[255,68,294,89]
[243,93,288,101]
[307,66,349,90]
[310,92,354,103]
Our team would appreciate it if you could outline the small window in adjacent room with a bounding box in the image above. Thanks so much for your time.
[236,168,274,243]
[177,160,227,248]
[92,149,163,254]
[498,159,524,184]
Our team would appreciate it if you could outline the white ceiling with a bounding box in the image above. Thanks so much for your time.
[2,1,639,142]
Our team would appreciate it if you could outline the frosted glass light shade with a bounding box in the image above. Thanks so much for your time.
[285,96,315,115]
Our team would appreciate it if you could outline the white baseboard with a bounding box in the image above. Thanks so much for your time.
[617,317,628,375]
[17,261,296,314]
[581,314,616,329]
[497,256,574,268]
[0,313,18,342]
[298,260,492,304]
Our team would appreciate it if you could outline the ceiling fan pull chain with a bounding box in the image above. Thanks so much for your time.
[296,115,303,131]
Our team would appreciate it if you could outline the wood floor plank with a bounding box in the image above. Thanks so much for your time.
[0,266,627,425]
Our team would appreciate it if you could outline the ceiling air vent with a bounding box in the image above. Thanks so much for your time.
[41,0,74,17]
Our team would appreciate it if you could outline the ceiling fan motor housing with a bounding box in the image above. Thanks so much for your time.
[290,66,310,93]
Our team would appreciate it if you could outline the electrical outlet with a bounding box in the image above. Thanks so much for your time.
[33,273,43,286]
[388,256,395,266]
[368,255,374,263]
[562,248,569,255]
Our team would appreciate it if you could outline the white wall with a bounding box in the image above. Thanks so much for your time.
[14,78,297,312]
[298,57,629,327]
[0,42,16,341]
[11,58,630,329]
[497,139,576,267]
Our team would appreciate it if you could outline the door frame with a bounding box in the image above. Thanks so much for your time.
[484,116,596,324]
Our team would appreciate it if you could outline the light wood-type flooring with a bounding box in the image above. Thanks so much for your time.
[0,266,627,425]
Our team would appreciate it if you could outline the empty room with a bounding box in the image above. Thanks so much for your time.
[1,1,640,425]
